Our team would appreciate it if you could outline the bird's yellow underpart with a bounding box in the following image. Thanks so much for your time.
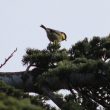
[61,33,66,40]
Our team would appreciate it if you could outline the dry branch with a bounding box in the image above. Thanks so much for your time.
[0,48,17,69]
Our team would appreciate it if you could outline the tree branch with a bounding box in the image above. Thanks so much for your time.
[0,48,17,69]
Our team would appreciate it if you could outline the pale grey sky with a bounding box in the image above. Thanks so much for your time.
[0,0,110,72]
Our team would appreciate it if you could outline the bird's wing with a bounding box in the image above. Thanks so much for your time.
[48,28,62,36]
[47,28,65,41]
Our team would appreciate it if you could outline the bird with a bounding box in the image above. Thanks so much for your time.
[40,24,67,44]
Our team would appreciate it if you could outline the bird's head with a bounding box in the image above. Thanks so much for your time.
[61,32,67,41]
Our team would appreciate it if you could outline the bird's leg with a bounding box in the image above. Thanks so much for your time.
[53,40,58,45]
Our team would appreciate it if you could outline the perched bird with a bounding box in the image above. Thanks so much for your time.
[40,24,67,44]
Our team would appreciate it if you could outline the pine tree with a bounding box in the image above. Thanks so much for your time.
[0,35,110,110]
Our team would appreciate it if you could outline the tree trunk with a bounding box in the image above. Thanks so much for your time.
[41,86,66,110]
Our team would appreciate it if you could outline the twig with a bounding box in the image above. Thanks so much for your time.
[0,48,17,69]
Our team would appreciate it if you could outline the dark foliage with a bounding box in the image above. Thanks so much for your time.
[22,36,110,110]
[1,35,110,110]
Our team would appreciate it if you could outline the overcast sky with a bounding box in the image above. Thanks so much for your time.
[0,0,110,72]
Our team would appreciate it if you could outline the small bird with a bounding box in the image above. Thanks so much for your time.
[40,24,67,44]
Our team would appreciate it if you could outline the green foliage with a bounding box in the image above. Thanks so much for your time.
[10,35,110,109]
[0,81,56,110]
[0,81,27,98]
[70,35,110,60]
[22,36,110,109]
[22,44,68,70]
[64,95,84,110]
[0,81,45,110]
[0,93,44,110]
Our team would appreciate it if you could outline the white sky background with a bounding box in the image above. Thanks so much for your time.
[0,0,110,72]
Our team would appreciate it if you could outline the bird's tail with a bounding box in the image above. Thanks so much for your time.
[40,24,47,30]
